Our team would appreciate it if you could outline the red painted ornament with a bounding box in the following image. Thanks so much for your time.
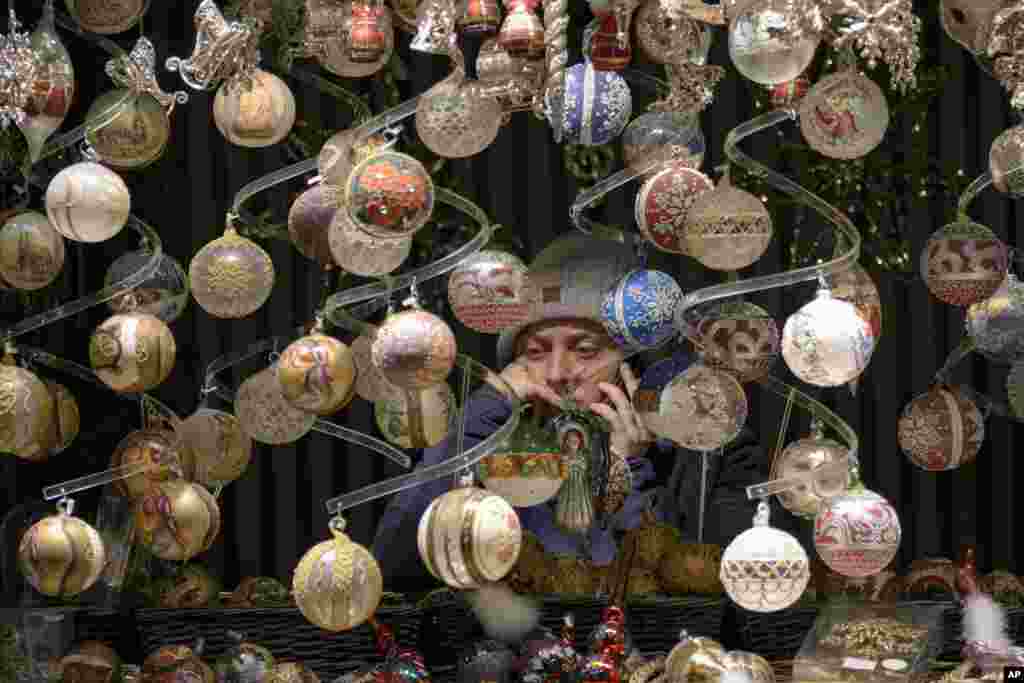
[349,0,389,63]
[589,12,631,71]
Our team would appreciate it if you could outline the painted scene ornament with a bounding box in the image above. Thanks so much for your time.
[921,220,1008,307]
[372,309,457,389]
[89,312,177,393]
[277,334,357,415]
[600,268,683,350]
[684,173,773,271]
[635,162,714,254]
[345,151,435,238]
[896,384,984,472]
[0,211,65,291]
[966,273,1024,363]
[189,228,275,319]
[86,90,171,170]
[448,250,529,334]
[235,366,316,445]
[815,487,900,578]
[799,71,889,160]
[782,288,876,387]
[693,300,780,383]
[45,162,131,243]
[657,362,748,452]
[19,504,105,598]
[213,68,296,148]
[375,383,455,448]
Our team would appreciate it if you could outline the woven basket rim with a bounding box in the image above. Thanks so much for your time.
[418,590,725,608]
[136,604,419,618]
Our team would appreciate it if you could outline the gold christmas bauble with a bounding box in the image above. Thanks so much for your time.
[685,175,773,271]
[177,409,253,488]
[277,334,357,415]
[89,312,177,393]
[372,309,457,389]
[67,0,147,34]
[18,509,105,597]
[189,229,275,319]
[0,211,66,290]
[235,367,317,445]
[635,162,714,255]
[351,332,400,402]
[45,161,131,243]
[0,364,56,458]
[86,90,171,170]
[17,380,80,461]
[664,634,724,683]
[134,479,222,561]
[317,129,389,188]
[415,76,503,159]
[213,69,296,148]
[288,184,338,265]
[374,383,455,448]
[267,662,321,683]
[328,211,412,277]
[293,519,383,631]
[110,428,191,499]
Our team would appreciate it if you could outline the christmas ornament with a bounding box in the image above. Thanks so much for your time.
[632,350,695,439]
[293,516,383,631]
[234,366,317,445]
[654,362,748,452]
[896,384,984,472]
[223,576,291,607]
[685,171,773,271]
[990,125,1024,197]
[721,501,810,612]
[771,429,850,518]
[498,1,544,58]
[349,0,389,62]
[345,151,435,238]
[980,569,1024,599]
[45,162,131,243]
[318,129,388,188]
[588,11,631,71]
[459,639,516,683]
[519,617,579,683]
[213,69,296,147]
[20,5,75,163]
[904,557,957,600]
[815,487,901,578]
[829,264,882,339]
[635,162,714,254]
[620,111,705,175]
[477,410,566,507]
[144,644,216,683]
[267,662,320,683]
[411,0,458,55]
[798,70,889,160]
[600,268,683,350]
[213,634,274,683]
[189,227,275,318]
[105,249,190,323]
[939,0,1000,54]
[634,0,713,65]
[781,288,876,387]
[0,211,65,290]
[30,380,79,459]
[277,333,357,415]
[966,274,1024,363]
[351,332,400,402]
[151,563,221,608]
[459,0,502,35]
[476,37,521,83]
[134,479,222,561]
[110,428,189,499]
[59,641,120,683]
[375,383,455,448]
[328,211,413,276]
[372,309,457,389]
[417,484,522,589]
[921,220,1008,307]
[0,11,40,131]
[315,0,395,78]
[415,73,503,159]
[67,0,146,34]
[693,300,780,383]
[0,362,55,458]
[89,312,177,393]
[18,500,105,598]
[288,184,337,266]
[554,418,595,534]
[727,0,822,86]
[769,72,810,108]
[177,408,253,489]
[825,0,921,92]
[658,541,723,594]
[546,62,631,146]
[664,633,725,683]
[448,249,529,334]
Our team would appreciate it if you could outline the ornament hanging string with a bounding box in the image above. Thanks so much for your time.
[957,171,993,219]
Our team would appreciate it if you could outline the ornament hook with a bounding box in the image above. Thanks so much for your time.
[56,497,75,516]
[753,499,770,526]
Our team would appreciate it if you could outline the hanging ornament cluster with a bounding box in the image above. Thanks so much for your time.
[896,383,985,472]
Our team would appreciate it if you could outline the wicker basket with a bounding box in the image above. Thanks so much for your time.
[730,602,820,660]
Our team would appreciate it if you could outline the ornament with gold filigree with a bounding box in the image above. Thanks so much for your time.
[18,498,106,598]
[693,300,780,383]
[236,365,317,445]
[0,10,40,133]
[189,222,275,319]
[89,312,177,393]
[213,67,296,147]
[685,168,773,271]
[14,378,77,463]
[0,355,56,458]
[67,0,147,34]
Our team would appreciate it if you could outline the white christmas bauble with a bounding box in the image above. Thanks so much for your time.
[45,162,130,243]
[814,488,901,578]
[728,0,821,86]
[782,289,876,387]
[721,521,810,612]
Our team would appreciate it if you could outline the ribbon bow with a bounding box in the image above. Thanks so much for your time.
[166,0,263,91]
[106,37,188,114]
[0,10,38,128]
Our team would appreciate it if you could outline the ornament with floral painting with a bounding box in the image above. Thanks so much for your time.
[920,220,1008,307]
[896,384,985,472]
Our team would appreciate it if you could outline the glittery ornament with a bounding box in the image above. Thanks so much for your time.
[799,71,889,160]
[620,111,705,176]
[0,363,55,458]
[213,69,296,148]
[372,309,457,389]
[634,0,713,65]
[189,228,275,318]
[351,332,400,402]
[655,362,748,452]
[721,504,810,611]
[498,2,544,58]
[546,62,631,146]
[728,0,821,86]
[939,0,1000,54]
[288,184,338,265]
[635,162,714,254]
[177,408,253,488]
[448,250,529,334]
[417,486,522,589]
[24,380,79,460]
[86,90,171,170]
[782,288,876,387]
[59,641,121,683]
[0,11,41,130]
[105,249,190,323]
[664,634,724,682]
[829,264,882,339]
[18,506,105,598]
[0,211,65,290]
[20,8,75,163]
[45,162,131,243]
[825,0,921,92]
[110,428,188,499]
[476,37,520,83]
[278,334,357,415]
[991,125,1024,197]
[966,274,1024,363]
[329,211,412,277]
[896,384,984,472]
[600,268,683,350]
[145,643,216,683]
[694,300,780,383]
[920,220,1008,307]
[89,312,177,393]
[318,1,395,78]
[318,129,389,188]
[771,434,850,518]
[685,173,773,271]
[375,383,455,449]
[346,151,435,238]
[213,634,274,683]
[266,662,320,683]
[293,517,383,631]
[67,0,146,33]
[632,350,695,439]
[814,488,901,578]
[134,479,222,561]
[416,74,503,159]
[234,367,316,445]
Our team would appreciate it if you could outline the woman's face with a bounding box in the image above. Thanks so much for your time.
[516,318,623,406]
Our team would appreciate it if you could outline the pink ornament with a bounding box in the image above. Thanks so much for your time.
[814,489,901,578]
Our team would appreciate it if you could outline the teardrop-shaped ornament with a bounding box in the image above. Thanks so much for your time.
[20,1,75,163]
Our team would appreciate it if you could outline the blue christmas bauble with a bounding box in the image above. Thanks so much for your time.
[547,62,632,146]
[600,269,683,350]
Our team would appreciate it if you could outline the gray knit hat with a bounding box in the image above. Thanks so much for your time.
[496,232,641,368]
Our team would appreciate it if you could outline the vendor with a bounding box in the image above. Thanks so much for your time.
[371,233,769,592]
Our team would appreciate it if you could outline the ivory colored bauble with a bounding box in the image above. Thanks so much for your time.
[723,652,775,683]
[213,69,296,147]
[728,0,821,85]
[921,220,1008,307]
[317,129,389,188]
[0,211,66,290]
[814,488,901,578]
[351,332,400,402]
[293,523,384,631]
[0,364,55,458]
[685,177,773,271]
[288,184,338,265]
[18,511,105,598]
[375,383,455,448]
[721,523,810,611]
[694,301,780,383]
[318,4,395,79]
[267,662,320,683]
[632,350,696,439]
[105,249,190,323]
[635,162,714,254]
[939,0,1002,54]
[634,0,713,65]
[89,312,176,393]
[372,309,457,389]
[177,409,253,488]
[18,380,80,460]
[45,162,131,243]
[770,435,850,518]
[966,273,1024,363]
[235,367,317,445]
[345,151,435,238]
[67,0,146,34]
[799,71,889,160]
[896,384,984,472]
[830,264,882,339]
[546,62,632,146]
[110,428,189,499]
[417,486,523,589]
[86,90,170,169]
[416,77,503,159]
[990,126,1024,196]
[134,479,222,561]
[277,334,357,415]
[448,249,529,334]
[655,363,748,452]
[328,211,412,277]
[600,269,683,350]
[621,111,705,175]
[189,230,275,318]
[782,289,876,387]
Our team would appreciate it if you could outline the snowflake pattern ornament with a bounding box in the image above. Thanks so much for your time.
[546,62,632,146]
[0,11,39,129]
[897,384,984,472]
[600,268,683,350]
[823,0,921,92]
[635,162,715,254]
[814,488,901,578]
